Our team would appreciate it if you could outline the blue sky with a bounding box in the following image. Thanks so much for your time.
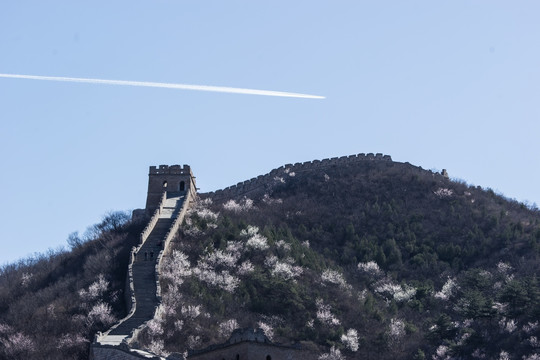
[1,1,539,265]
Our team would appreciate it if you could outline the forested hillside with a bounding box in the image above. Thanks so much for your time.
[136,160,540,360]
[0,212,140,359]
[1,159,539,360]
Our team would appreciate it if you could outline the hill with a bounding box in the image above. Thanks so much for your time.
[137,158,540,359]
[1,157,539,360]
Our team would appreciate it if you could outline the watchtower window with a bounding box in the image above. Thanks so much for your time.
[163,181,168,188]
[179,181,185,191]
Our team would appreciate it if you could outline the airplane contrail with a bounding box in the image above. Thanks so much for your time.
[0,73,325,99]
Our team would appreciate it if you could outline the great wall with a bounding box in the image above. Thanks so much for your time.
[90,165,197,360]
[89,153,394,359]
[206,153,392,200]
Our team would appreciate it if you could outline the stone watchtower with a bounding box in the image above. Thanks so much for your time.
[145,164,196,214]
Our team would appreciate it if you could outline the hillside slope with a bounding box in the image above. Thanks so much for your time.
[0,158,538,360]
[135,159,540,359]
[0,212,141,360]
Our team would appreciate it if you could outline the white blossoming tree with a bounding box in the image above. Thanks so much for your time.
[85,302,116,327]
[316,298,341,326]
[322,269,352,291]
[434,278,457,301]
[341,328,359,352]
[218,319,239,339]
[318,346,345,360]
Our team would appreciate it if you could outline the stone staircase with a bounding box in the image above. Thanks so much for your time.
[96,192,185,346]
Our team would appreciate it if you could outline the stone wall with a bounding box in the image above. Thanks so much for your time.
[130,187,196,347]
[90,344,164,360]
[205,153,392,200]
[92,175,196,359]
[188,341,315,360]
[122,192,168,330]
[155,188,197,302]
[188,328,316,360]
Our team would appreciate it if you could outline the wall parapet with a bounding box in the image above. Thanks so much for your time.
[97,191,167,344]
[141,192,167,244]
[205,152,392,200]
[155,186,197,301]
[149,164,192,176]
[90,342,165,360]
[128,187,197,352]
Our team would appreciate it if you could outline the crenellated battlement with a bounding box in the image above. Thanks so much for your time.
[205,153,392,200]
[149,164,192,176]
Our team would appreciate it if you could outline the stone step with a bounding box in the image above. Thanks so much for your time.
[103,195,186,344]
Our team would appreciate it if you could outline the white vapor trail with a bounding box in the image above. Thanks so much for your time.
[0,73,325,99]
